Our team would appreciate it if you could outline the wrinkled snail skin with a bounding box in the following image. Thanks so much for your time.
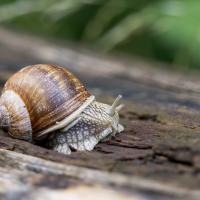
[0,64,124,155]
[48,101,124,154]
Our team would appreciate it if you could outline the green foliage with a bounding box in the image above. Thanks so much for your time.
[0,0,200,70]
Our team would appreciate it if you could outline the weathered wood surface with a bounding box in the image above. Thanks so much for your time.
[0,28,200,199]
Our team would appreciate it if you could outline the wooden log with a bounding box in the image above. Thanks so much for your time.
[1,98,200,198]
[0,148,199,200]
[0,28,200,199]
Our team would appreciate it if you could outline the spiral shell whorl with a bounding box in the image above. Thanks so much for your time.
[0,90,32,141]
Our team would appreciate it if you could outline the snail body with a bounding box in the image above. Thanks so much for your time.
[0,64,124,154]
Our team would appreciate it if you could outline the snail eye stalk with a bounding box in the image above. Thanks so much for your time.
[108,95,123,116]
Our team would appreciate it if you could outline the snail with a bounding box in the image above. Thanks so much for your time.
[0,64,124,154]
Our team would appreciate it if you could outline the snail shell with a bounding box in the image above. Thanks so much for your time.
[0,64,94,141]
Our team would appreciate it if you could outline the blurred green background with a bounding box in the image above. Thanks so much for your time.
[0,0,200,71]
